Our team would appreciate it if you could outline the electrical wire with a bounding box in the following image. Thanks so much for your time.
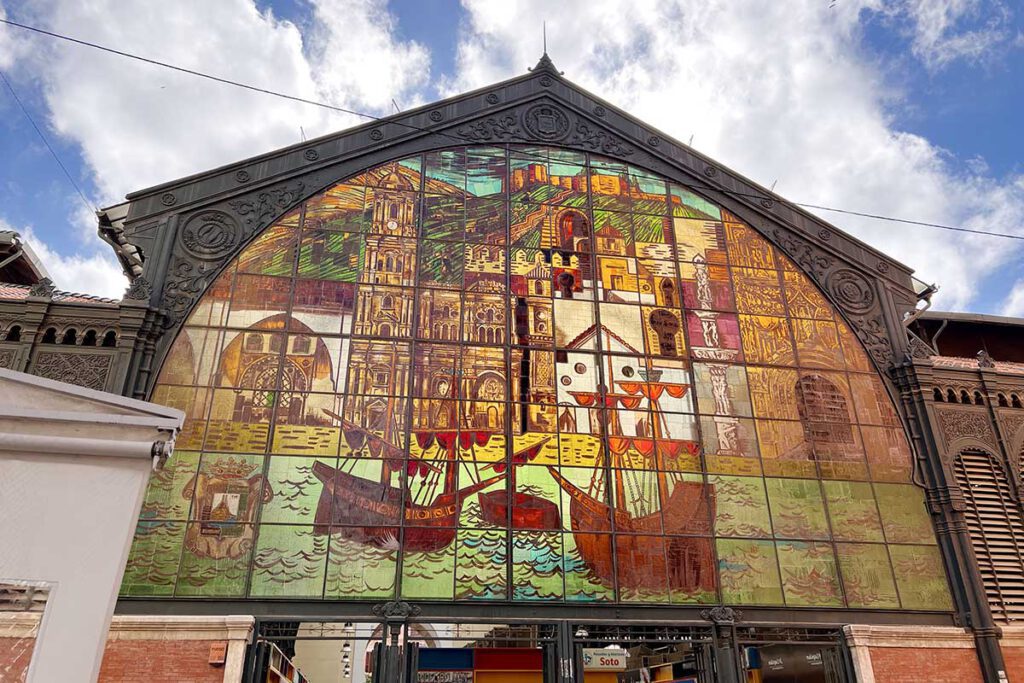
[2,17,1022,243]
[0,67,96,214]
[790,203,1023,240]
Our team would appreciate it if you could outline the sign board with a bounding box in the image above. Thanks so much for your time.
[582,648,628,671]
[418,672,472,683]
[759,645,827,683]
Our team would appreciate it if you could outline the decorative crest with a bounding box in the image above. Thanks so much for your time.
[372,600,421,621]
[700,606,742,625]
[123,276,153,302]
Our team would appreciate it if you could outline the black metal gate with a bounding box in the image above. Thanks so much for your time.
[244,617,853,683]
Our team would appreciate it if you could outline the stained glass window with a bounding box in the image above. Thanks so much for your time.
[121,146,950,610]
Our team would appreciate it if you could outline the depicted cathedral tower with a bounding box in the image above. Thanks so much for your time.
[354,166,417,338]
[345,166,418,445]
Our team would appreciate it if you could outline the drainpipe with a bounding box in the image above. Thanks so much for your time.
[903,283,938,327]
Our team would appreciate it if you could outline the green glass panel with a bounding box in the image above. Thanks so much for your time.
[632,213,668,243]
[250,525,327,597]
[766,478,830,540]
[711,475,772,538]
[120,521,185,597]
[140,450,200,521]
[716,538,784,605]
[875,483,936,544]
[513,531,564,601]
[402,539,455,600]
[836,543,899,608]
[823,480,884,542]
[669,184,721,220]
[465,198,507,243]
[455,529,507,600]
[260,456,337,524]
[564,533,615,602]
[418,239,464,288]
[175,522,252,597]
[426,149,467,190]
[422,195,465,241]
[297,230,364,282]
[237,222,298,276]
[305,183,368,232]
[324,533,397,599]
[466,147,506,198]
[776,541,843,607]
[889,544,953,611]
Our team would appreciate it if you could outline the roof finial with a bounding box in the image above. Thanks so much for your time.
[530,23,564,76]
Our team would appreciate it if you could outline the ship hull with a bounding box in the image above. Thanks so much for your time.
[548,468,716,592]
[311,461,498,553]
[479,490,561,530]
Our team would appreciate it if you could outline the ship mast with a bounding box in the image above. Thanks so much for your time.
[381,341,399,485]
[602,329,628,516]
[642,365,673,508]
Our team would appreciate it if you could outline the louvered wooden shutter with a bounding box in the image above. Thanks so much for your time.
[953,450,1024,622]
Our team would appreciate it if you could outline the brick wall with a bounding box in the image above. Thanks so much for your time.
[0,613,40,683]
[0,634,36,682]
[99,639,226,683]
[0,614,253,683]
[99,615,254,683]
[844,624,983,683]
[1001,646,1024,683]
[867,646,983,683]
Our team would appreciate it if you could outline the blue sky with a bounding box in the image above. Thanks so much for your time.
[0,0,1022,313]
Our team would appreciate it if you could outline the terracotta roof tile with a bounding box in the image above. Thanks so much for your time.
[0,282,119,305]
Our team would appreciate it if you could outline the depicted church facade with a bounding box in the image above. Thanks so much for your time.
[2,55,1024,683]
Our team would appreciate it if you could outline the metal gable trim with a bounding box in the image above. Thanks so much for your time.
[114,62,916,291]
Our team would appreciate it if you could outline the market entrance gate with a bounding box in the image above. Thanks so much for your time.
[244,619,852,682]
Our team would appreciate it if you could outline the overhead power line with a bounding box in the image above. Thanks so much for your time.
[0,68,95,214]
[2,17,1022,243]
[791,203,1023,241]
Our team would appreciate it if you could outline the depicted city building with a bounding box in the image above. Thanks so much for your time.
[2,55,1024,683]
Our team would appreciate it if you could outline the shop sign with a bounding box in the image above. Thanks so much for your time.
[418,672,472,683]
[582,648,627,671]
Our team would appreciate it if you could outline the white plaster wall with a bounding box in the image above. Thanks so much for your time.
[0,368,183,683]
[0,449,152,683]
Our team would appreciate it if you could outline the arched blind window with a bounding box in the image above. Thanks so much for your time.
[953,450,1024,622]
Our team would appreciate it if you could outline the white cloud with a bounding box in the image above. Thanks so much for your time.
[894,0,1019,70]
[1,0,428,295]
[447,0,1024,310]
[2,0,1022,309]
[2,220,127,299]
[307,0,431,113]
[1002,280,1024,318]
[7,0,429,204]
[0,4,30,69]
